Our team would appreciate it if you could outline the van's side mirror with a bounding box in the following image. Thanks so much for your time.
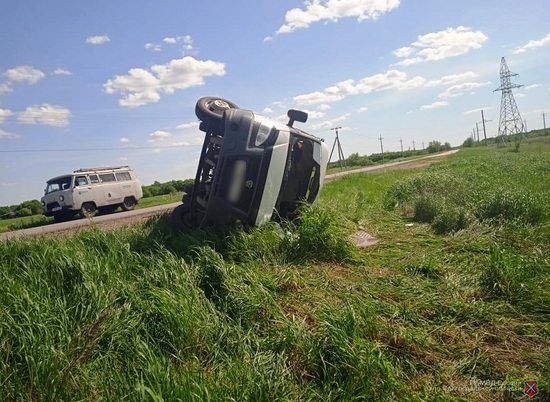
[287,109,308,127]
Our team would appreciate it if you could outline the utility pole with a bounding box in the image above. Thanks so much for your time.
[543,112,547,135]
[481,110,491,145]
[476,123,480,142]
[399,138,404,154]
[329,126,346,169]
[378,134,384,161]
[412,140,416,151]
[422,141,425,149]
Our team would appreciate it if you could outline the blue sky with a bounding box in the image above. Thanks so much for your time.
[1,0,549,206]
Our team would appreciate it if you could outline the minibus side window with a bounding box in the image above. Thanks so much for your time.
[89,175,99,184]
[115,172,131,181]
[99,173,116,183]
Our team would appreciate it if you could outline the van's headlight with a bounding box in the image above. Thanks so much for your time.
[59,195,65,202]
[255,124,272,147]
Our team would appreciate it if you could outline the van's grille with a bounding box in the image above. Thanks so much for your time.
[46,202,60,211]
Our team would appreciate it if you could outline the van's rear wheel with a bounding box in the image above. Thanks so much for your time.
[171,203,195,231]
[122,197,136,211]
[80,202,98,218]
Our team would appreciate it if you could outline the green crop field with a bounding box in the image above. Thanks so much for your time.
[1,139,548,401]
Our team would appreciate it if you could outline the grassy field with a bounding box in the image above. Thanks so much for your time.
[0,139,549,401]
[0,192,183,234]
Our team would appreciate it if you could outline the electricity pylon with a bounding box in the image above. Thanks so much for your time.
[493,57,525,146]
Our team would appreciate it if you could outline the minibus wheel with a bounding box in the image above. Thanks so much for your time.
[122,197,136,211]
[80,202,98,218]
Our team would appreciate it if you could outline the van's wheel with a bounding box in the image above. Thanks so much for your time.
[195,97,239,125]
[171,203,195,231]
[80,202,98,218]
[122,197,136,211]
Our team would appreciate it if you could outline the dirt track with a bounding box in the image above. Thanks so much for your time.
[1,150,458,241]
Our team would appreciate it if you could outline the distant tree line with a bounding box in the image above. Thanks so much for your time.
[0,200,43,220]
[141,179,194,198]
[328,140,451,169]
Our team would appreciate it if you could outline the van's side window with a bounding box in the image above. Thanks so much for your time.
[115,172,131,181]
[89,175,99,184]
[99,173,116,183]
[75,176,88,187]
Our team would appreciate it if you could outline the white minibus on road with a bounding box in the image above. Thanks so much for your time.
[41,166,143,222]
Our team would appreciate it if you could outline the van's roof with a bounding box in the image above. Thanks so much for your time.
[73,165,132,173]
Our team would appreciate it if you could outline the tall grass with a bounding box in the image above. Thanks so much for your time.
[1,141,549,401]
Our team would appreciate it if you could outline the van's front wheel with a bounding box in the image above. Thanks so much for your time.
[122,197,136,211]
[80,202,98,218]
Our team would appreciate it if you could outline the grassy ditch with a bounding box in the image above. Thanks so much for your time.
[0,141,549,401]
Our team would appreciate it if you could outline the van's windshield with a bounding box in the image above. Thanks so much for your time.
[45,176,72,194]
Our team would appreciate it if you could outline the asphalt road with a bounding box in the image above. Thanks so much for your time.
[0,150,459,241]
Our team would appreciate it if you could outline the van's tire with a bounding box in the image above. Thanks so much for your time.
[122,197,136,211]
[80,202,98,218]
[171,203,194,231]
[195,97,239,125]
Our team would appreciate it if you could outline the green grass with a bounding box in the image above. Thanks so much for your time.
[0,140,549,401]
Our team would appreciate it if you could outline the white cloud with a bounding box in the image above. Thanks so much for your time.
[148,130,171,143]
[53,68,72,75]
[294,69,426,105]
[524,84,540,90]
[0,130,19,139]
[145,43,162,52]
[120,137,130,143]
[357,106,368,113]
[420,101,449,110]
[172,141,191,147]
[302,109,325,119]
[161,35,194,52]
[513,33,550,54]
[0,83,12,93]
[4,66,45,84]
[438,81,491,99]
[425,72,478,87]
[462,106,493,116]
[309,114,350,130]
[176,122,199,130]
[18,104,71,127]
[318,103,331,111]
[86,35,110,45]
[0,108,13,123]
[515,93,526,98]
[104,56,226,107]
[263,36,273,42]
[261,107,273,114]
[276,0,400,34]
[394,26,488,66]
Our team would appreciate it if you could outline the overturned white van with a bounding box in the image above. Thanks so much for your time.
[41,166,143,222]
